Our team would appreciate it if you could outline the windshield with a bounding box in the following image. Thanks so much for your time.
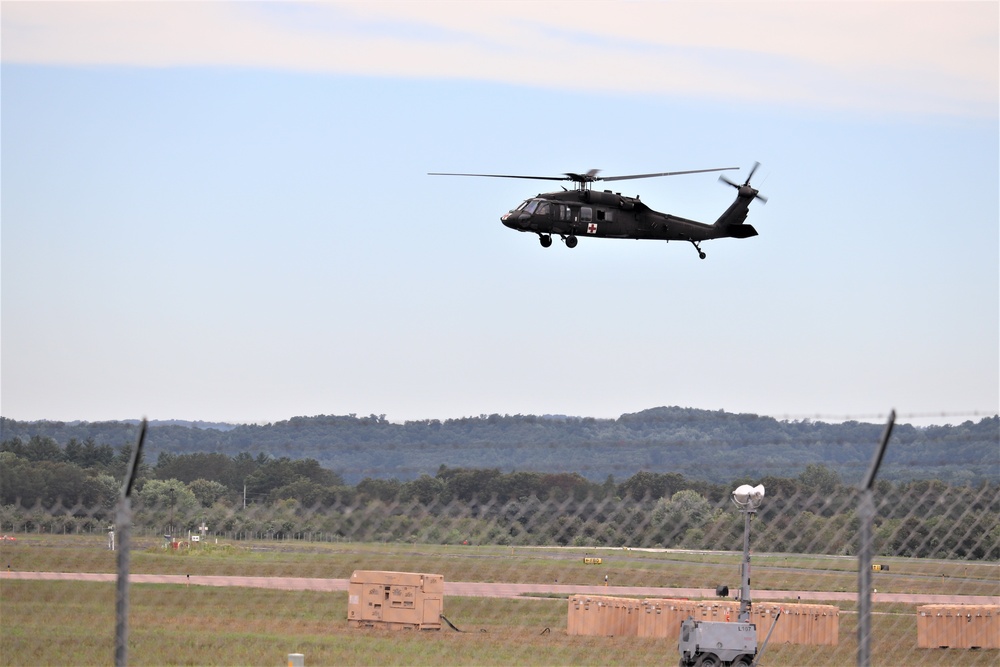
[515,199,541,214]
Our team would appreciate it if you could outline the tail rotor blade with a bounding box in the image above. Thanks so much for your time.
[719,174,741,189]
[721,162,767,203]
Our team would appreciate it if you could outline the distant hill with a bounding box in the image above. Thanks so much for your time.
[1,408,996,485]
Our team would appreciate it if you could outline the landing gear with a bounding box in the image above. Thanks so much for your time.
[689,240,706,259]
[538,233,577,248]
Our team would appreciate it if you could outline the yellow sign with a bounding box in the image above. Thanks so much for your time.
[583,557,603,565]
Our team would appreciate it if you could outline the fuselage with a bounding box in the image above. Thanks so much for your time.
[501,188,723,242]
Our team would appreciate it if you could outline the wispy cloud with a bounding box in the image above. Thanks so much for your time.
[2,1,996,117]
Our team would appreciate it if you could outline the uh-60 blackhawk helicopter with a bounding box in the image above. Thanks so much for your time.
[429,163,766,259]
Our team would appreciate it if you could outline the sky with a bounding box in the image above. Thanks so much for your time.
[2,1,997,427]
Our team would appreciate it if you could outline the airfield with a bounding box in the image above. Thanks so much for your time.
[2,536,998,666]
[7,570,997,607]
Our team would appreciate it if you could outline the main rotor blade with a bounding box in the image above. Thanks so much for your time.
[429,166,738,184]
[427,172,570,182]
[600,167,738,182]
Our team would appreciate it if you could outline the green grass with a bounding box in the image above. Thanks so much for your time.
[3,581,998,666]
[2,536,996,597]
[1,536,997,666]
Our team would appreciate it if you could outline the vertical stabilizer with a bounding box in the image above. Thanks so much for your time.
[714,162,766,237]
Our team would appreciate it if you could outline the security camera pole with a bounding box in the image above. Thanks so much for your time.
[115,419,147,667]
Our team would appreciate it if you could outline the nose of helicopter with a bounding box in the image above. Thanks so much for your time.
[501,211,529,229]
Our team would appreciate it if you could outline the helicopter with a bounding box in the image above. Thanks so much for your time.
[429,163,766,259]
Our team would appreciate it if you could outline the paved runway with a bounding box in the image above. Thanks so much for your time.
[6,571,999,606]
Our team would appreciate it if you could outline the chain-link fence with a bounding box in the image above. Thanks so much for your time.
[2,469,998,665]
[5,477,997,561]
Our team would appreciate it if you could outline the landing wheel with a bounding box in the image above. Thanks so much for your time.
[689,240,706,259]
[698,251,706,260]
[539,234,552,248]
[565,235,578,249]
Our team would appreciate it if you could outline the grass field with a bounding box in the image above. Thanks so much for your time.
[1,535,997,666]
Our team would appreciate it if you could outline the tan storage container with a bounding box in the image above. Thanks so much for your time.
[567,596,644,637]
[917,605,1000,649]
[568,597,838,646]
[751,604,786,644]
[916,607,935,649]
[347,570,444,630]
[643,599,703,640]
[639,599,691,639]
[568,595,609,636]
[751,602,838,646]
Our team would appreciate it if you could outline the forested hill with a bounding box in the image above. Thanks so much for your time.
[1,407,996,485]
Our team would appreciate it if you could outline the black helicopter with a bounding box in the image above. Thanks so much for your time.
[429,163,766,258]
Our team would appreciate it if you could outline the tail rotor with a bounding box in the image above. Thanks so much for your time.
[720,162,767,203]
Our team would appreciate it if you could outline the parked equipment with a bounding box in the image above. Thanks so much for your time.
[679,484,776,667]
[347,570,443,630]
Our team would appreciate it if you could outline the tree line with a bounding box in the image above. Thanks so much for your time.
[1,438,997,561]
[1,408,997,485]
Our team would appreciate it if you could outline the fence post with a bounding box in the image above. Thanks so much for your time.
[115,419,147,667]
[857,410,895,667]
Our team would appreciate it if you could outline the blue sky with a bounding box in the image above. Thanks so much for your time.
[2,2,997,426]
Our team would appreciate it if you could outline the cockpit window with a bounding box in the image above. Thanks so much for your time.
[536,202,550,216]
[521,199,540,214]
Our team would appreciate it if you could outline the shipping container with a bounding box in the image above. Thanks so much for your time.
[917,605,1000,649]
[569,597,838,646]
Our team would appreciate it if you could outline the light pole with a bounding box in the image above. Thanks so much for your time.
[731,483,765,623]
[679,483,767,666]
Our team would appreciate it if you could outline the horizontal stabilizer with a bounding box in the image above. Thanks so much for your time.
[727,224,758,239]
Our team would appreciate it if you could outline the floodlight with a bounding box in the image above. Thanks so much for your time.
[732,483,765,511]
[732,484,754,506]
